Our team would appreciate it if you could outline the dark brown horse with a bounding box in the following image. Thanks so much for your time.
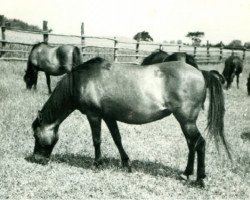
[222,55,243,89]
[23,42,83,94]
[141,50,199,69]
[31,57,231,188]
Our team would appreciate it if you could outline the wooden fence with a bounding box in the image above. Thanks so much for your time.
[0,16,247,64]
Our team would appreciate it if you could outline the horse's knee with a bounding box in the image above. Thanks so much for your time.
[196,137,206,152]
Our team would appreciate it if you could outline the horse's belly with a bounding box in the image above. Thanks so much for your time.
[101,97,172,124]
[115,109,172,124]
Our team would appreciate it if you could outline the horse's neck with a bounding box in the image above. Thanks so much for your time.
[41,75,75,127]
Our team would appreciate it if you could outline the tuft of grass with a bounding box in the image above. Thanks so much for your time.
[0,60,249,199]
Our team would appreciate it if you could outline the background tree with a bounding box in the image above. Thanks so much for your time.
[177,40,182,45]
[186,31,204,46]
[244,42,250,49]
[133,31,153,42]
[227,40,243,49]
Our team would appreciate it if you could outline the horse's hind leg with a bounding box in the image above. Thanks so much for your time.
[174,106,206,187]
[103,118,131,172]
[180,121,206,187]
[45,72,52,94]
[86,114,102,166]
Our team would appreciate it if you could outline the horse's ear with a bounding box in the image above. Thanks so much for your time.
[37,110,43,123]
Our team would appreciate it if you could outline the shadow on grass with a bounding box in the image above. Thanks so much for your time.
[49,153,182,180]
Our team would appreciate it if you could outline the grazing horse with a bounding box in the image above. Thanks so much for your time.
[247,73,250,95]
[31,57,231,188]
[23,42,83,94]
[222,55,243,89]
[141,50,199,69]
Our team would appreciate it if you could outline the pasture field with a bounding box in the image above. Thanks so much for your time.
[0,60,249,199]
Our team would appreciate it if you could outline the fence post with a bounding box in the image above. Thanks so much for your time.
[135,38,140,61]
[242,47,246,61]
[231,43,235,56]
[0,15,6,57]
[193,46,197,58]
[219,41,223,61]
[114,37,118,62]
[81,22,85,55]
[43,21,49,43]
[206,40,210,64]
[159,44,162,51]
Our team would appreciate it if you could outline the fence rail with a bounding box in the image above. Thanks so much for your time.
[0,15,248,64]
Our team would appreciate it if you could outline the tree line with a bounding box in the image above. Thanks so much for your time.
[134,30,250,50]
[0,15,41,32]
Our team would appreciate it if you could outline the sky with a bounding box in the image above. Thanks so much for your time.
[1,0,250,44]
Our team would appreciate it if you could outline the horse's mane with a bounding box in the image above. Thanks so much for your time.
[36,73,73,124]
[73,57,111,71]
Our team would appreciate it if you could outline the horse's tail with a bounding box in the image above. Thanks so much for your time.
[72,46,83,68]
[202,71,232,160]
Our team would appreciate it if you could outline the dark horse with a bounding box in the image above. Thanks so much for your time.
[23,42,83,94]
[141,50,199,69]
[222,55,243,89]
[31,57,231,188]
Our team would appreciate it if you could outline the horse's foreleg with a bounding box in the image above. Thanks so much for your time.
[45,73,52,94]
[103,118,131,172]
[87,114,102,166]
[236,75,240,89]
[33,70,38,90]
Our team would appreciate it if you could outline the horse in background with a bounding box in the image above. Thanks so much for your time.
[222,55,243,89]
[142,50,229,85]
[141,50,199,69]
[23,42,83,94]
[247,73,250,95]
[31,57,231,188]
[141,50,169,65]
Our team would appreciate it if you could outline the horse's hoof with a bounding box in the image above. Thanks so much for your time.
[32,154,50,165]
[194,179,205,188]
[93,159,103,167]
[122,160,132,173]
[180,173,189,181]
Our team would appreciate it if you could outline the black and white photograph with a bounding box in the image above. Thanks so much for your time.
[0,0,249,199]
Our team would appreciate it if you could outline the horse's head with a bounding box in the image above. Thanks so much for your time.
[32,111,59,165]
[23,70,34,89]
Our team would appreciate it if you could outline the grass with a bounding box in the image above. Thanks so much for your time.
[0,60,249,199]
